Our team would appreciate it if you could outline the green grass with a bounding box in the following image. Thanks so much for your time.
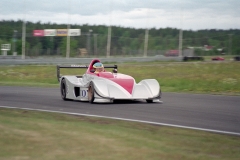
[1,62,239,95]
[122,61,240,95]
[0,108,240,160]
[1,62,240,159]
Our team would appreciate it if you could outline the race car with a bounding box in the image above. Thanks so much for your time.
[57,59,161,103]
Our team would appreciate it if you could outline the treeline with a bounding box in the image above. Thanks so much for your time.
[0,20,239,57]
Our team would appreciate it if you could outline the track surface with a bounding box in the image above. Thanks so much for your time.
[0,86,240,134]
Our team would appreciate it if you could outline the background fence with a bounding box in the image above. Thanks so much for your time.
[0,22,239,58]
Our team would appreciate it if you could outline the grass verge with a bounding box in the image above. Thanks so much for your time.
[0,108,240,160]
[0,61,240,95]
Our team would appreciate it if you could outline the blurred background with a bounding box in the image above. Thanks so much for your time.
[0,0,239,59]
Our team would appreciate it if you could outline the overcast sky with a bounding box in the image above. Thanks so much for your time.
[0,0,239,30]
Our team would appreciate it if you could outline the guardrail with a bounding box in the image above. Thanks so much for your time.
[182,56,204,61]
[0,56,182,65]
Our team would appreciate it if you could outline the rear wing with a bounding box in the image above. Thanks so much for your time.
[57,64,118,82]
[57,65,88,82]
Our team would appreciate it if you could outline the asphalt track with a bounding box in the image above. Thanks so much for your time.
[0,86,240,135]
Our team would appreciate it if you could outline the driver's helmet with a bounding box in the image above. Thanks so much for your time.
[93,62,104,73]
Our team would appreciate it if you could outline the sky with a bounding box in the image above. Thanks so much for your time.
[0,0,239,30]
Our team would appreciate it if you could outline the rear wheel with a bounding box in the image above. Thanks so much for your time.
[61,79,68,100]
[88,82,95,103]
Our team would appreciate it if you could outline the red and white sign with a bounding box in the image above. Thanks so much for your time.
[33,30,44,36]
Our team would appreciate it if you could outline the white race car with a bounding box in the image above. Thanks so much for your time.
[57,59,161,103]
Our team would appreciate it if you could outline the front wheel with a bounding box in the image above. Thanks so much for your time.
[146,99,153,103]
[88,82,95,103]
[146,90,161,103]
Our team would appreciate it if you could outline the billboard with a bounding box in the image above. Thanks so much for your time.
[68,29,81,36]
[44,29,56,36]
[33,29,81,36]
[1,44,11,50]
[57,29,68,36]
[33,30,44,36]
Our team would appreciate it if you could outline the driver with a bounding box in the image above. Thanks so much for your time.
[93,62,104,74]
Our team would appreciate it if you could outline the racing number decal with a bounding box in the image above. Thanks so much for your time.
[81,90,87,97]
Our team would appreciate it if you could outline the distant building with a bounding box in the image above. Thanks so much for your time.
[203,45,213,51]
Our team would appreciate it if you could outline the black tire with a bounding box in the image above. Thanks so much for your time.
[146,90,161,103]
[146,99,153,103]
[61,79,68,100]
[88,82,95,103]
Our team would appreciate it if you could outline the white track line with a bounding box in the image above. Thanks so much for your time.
[1,105,240,136]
